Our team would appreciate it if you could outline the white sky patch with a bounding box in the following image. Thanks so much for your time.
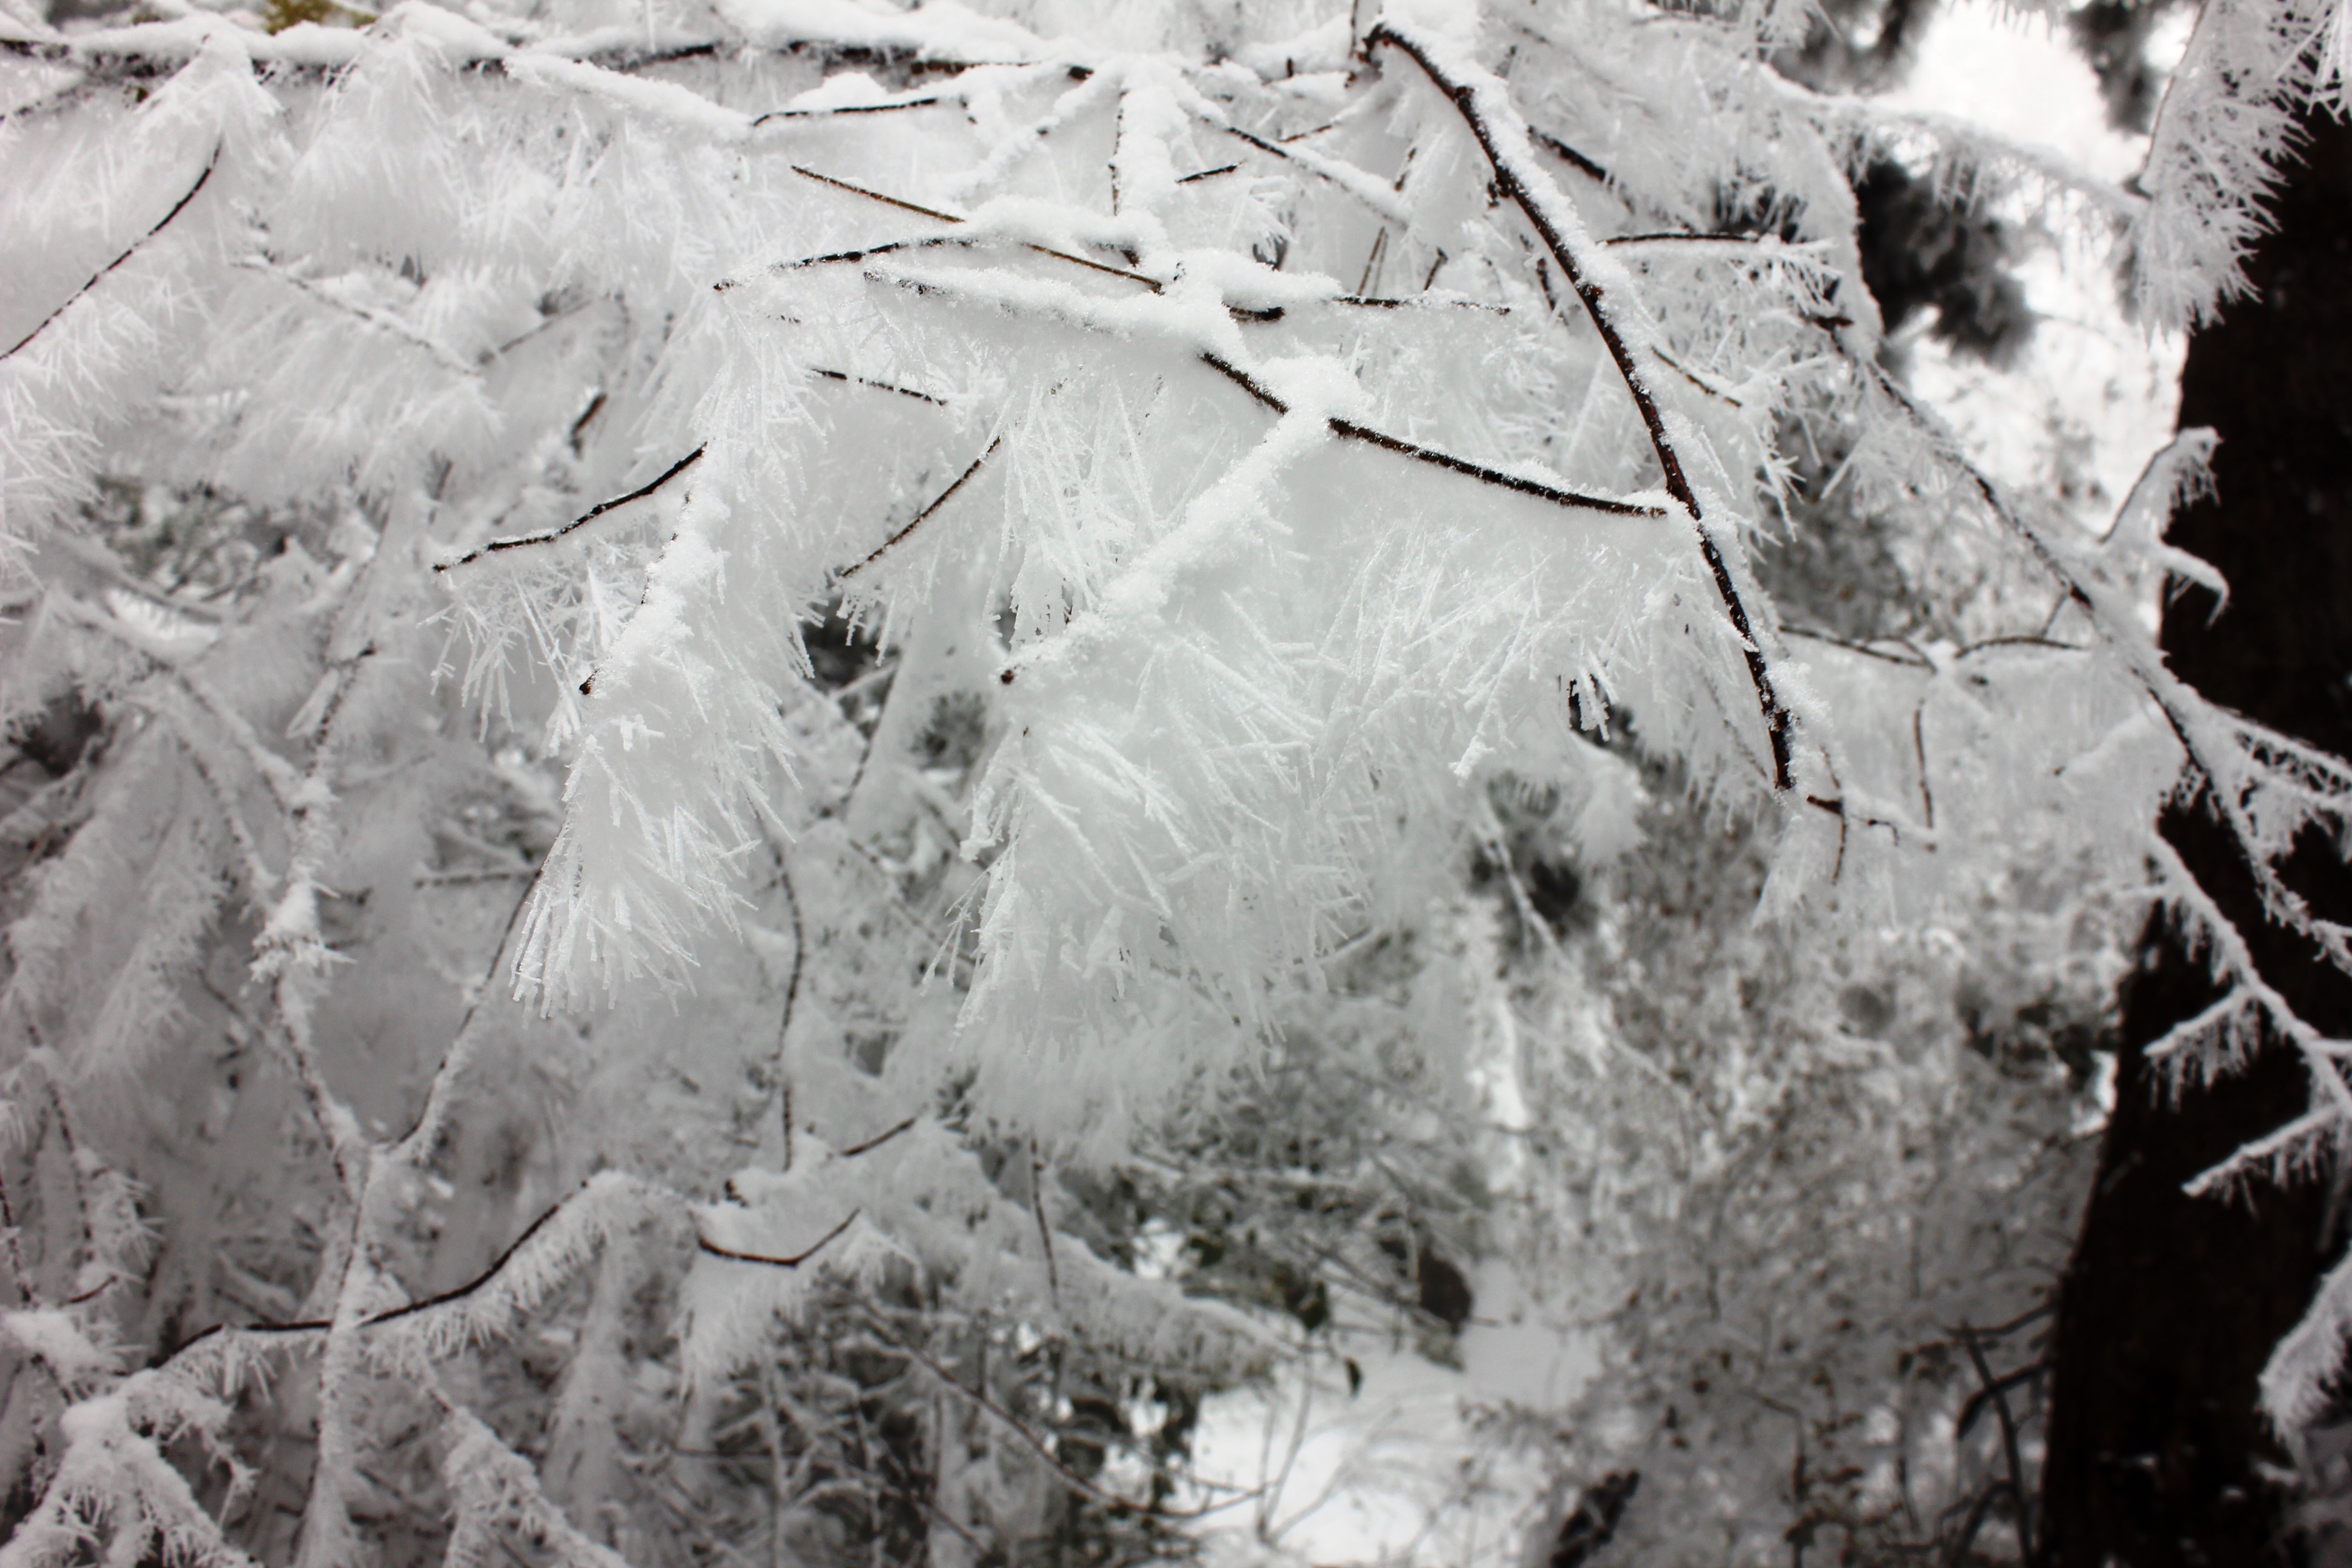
[1883,0,2149,183]
[1885,0,2185,529]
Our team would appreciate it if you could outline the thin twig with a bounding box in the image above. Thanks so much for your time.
[810,367,946,406]
[854,1304,1265,1521]
[745,230,1160,294]
[569,390,607,453]
[387,857,546,1164]
[1783,626,1935,669]
[838,438,1002,579]
[1527,125,1612,186]
[837,1116,919,1159]
[241,253,480,377]
[1197,353,1661,518]
[1370,23,1795,789]
[750,95,941,127]
[1943,1481,2006,1568]
[27,1058,93,1266]
[774,162,1157,287]
[1357,226,1389,296]
[1109,92,1125,216]
[771,858,804,1171]
[436,446,706,571]
[788,163,965,224]
[698,1209,861,1268]
[1217,124,1404,220]
[1955,1357,2048,1441]
[1913,702,1935,832]
[1029,1139,1059,1302]
[3,142,220,363]
[1971,1301,2056,1339]
[1952,633,2085,659]
[1329,292,1507,314]
[1653,347,1743,407]
[1956,1324,2034,1560]
[362,1175,612,1328]
[903,1479,991,1556]
[1602,230,1759,248]
[0,1162,28,1308]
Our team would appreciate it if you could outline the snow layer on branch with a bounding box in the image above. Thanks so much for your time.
[508,421,833,1006]
[680,1119,1270,1386]
[372,1171,654,1364]
[7,4,2352,1564]
[455,1,1892,1141]
[0,34,284,547]
[711,0,1044,60]
[947,355,1695,1141]
[440,1408,634,1568]
[0,1369,252,1568]
[0,722,238,1080]
[501,53,756,140]
[0,1310,117,1390]
[2267,1241,2352,1434]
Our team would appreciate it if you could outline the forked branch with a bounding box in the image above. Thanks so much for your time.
[1365,23,1795,786]
[1857,351,2352,985]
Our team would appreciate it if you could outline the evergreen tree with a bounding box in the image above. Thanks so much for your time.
[2041,103,2352,1568]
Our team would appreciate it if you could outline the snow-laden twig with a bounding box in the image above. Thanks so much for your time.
[369,1171,658,1358]
[439,1405,637,1568]
[2,145,220,364]
[437,447,708,572]
[236,253,482,378]
[1859,357,2352,986]
[1369,20,1798,790]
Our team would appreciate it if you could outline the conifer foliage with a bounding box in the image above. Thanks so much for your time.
[0,0,2349,1560]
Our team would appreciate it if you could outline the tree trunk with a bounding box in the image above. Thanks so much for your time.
[2038,108,2352,1567]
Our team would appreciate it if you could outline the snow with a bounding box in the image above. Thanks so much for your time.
[5,0,2326,1557]
[1188,1265,1595,1568]
[0,1310,115,1386]
[776,70,934,112]
[710,0,1044,61]
[1178,10,2184,1563]
[503,52,754,140]
[1233,15,1352,81]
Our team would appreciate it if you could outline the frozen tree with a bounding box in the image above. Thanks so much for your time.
[0,0,2348,1561]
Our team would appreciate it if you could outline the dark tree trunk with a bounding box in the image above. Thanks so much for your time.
[2037,109,2352,1567]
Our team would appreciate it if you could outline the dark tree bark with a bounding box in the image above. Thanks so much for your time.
[2038,109,2352,1567]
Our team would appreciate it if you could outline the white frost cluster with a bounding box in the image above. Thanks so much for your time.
[6,0,2352,1551]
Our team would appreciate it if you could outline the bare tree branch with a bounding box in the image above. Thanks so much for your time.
[751,95,942,127]
[836,1116,920,1159]
[1957,1324,2034,1560]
